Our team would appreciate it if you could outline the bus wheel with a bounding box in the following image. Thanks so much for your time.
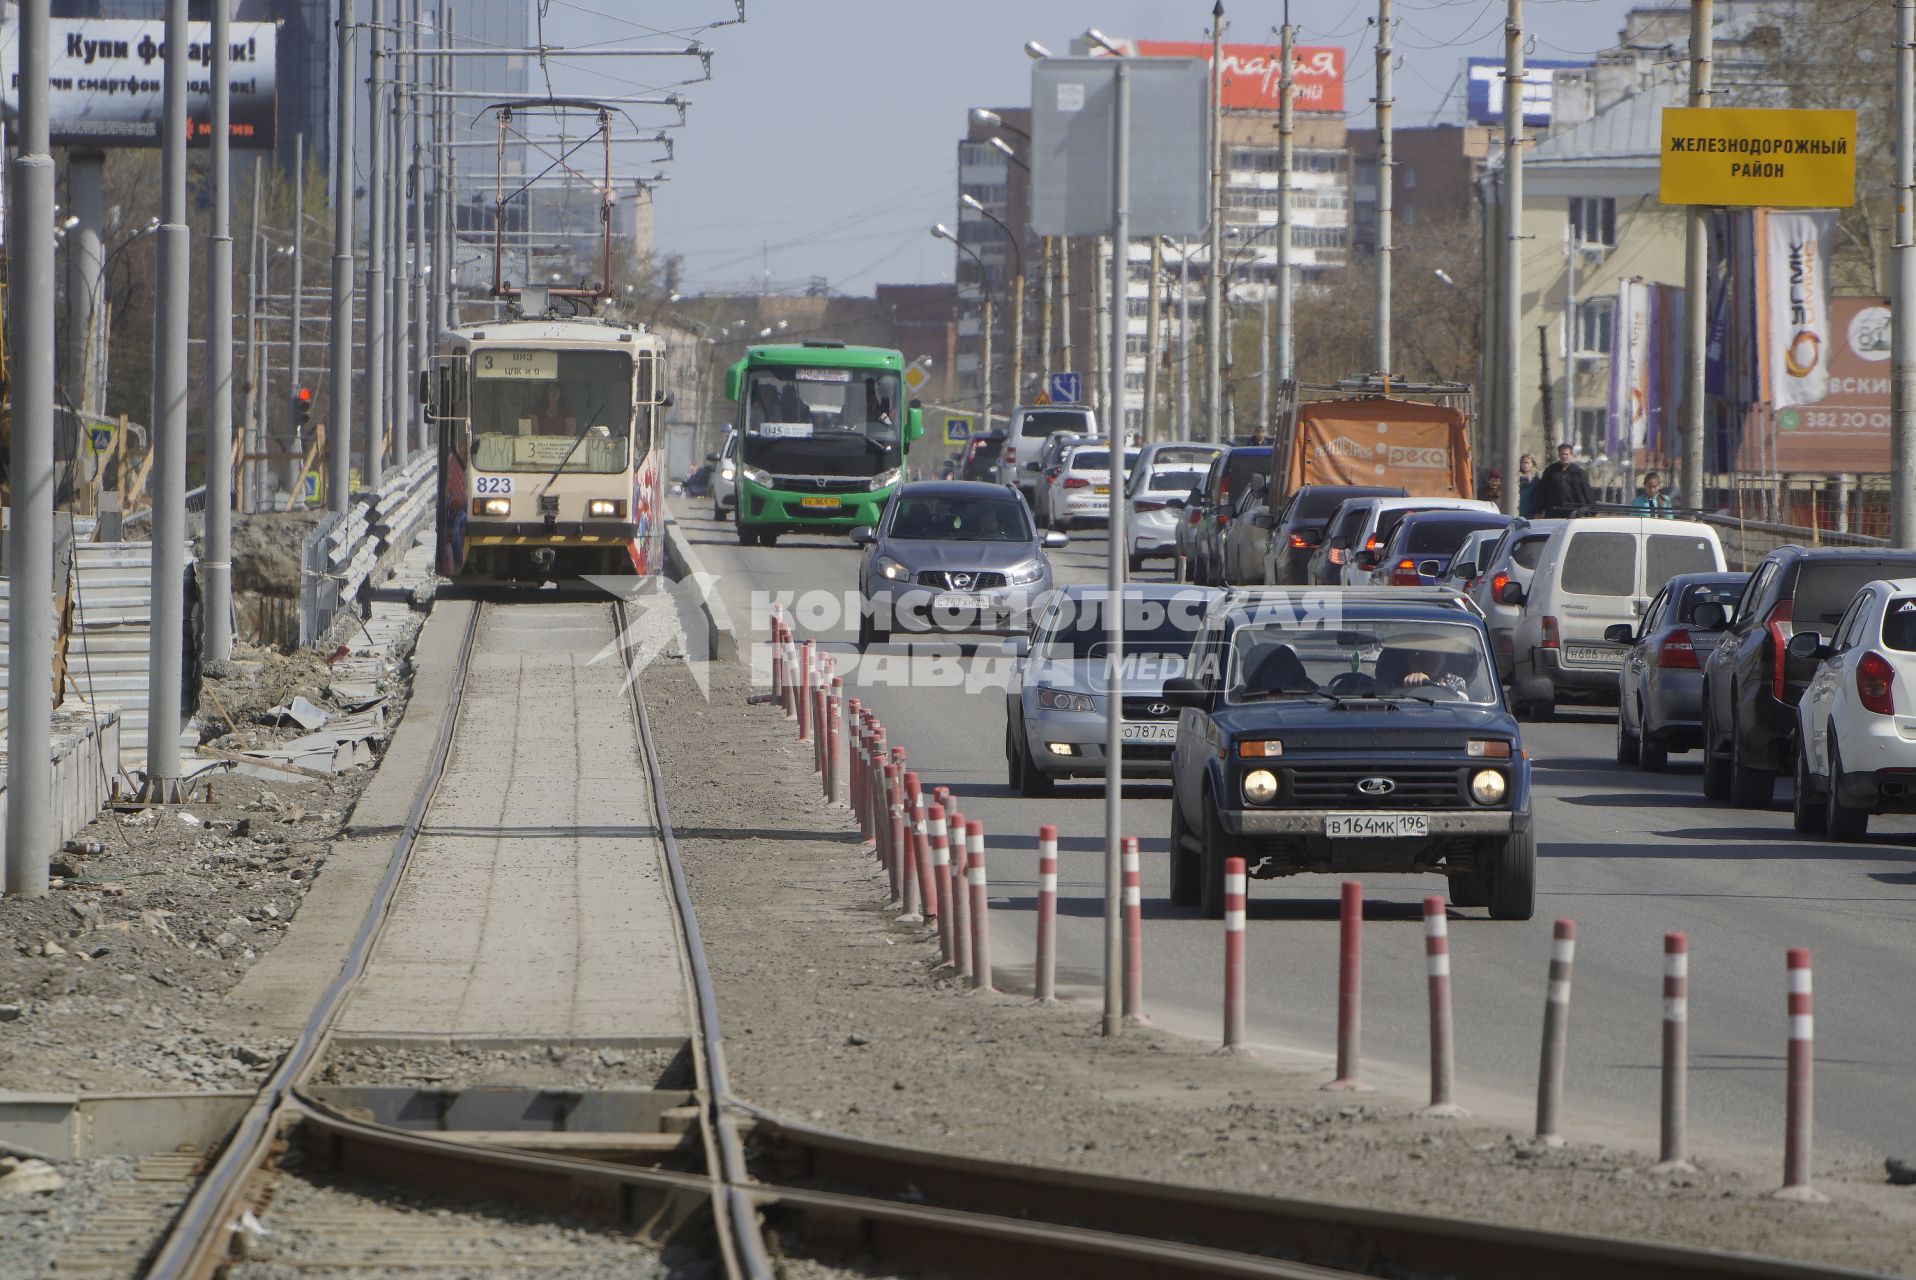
[760,531,780,547]
[736,522,755,547]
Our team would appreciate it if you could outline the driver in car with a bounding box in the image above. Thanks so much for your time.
[1377,644,1468,695]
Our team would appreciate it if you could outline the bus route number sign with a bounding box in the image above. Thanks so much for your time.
[475,349,558,379]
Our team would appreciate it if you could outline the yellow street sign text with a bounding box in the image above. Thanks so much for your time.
[1659,107,1855,208]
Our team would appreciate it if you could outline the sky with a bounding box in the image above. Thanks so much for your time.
[543,0,1647,298]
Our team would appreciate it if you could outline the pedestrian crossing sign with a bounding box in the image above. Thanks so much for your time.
[84,422,116,455]
[943,416,973,445]
[302,470,322,503]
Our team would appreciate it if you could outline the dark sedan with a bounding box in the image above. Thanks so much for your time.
[1375,510,1512,587]
[1264,484,1407,586]
[1164,597,1534,920]
[1611,572,1749,770]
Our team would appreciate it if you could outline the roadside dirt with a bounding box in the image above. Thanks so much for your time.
[647,653,1916,1278]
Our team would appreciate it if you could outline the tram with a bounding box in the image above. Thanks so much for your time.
[432,298,667,582]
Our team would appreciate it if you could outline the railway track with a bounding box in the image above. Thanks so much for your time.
[134,594,1878,1280]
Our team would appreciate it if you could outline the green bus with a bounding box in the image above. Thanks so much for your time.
[724,341,923,545]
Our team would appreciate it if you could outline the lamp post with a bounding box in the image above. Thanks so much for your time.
[963,193,1025,410]
[986,132,1048,398]
[935,222,994,432]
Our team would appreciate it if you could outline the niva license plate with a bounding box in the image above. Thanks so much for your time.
[1325,813,1429,838]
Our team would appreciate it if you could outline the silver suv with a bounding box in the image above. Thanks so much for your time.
[999,404,1098,502]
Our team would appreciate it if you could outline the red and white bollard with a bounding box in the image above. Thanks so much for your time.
[1324,881,1368,1090]
[1222,856,1246,1050]
[1421,897,1464,1117]
[967,820,992,992]
[901,772,925,920]
[829,675,847,805]
[1121,836,1145,1024]
[950,817,972,981]
[770,613,787,713]
[1534,919,1577,1146]
[798,641,816,742]
[929,808,954,965]
[880,764,902,902]
[1654,932,1691,1171]
[1776,948,1824,1201]
[823,683,840,802]
[1034,825,1058,1003]
[850,705,867,836]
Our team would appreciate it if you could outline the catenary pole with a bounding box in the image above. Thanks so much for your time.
[1103,54,1132,1037]
[390,59,409,464]
[66,151,105,419]
[289,132,305,498]
[1039,235,1054,385]
[365,0,388,490]
[1178,239,1192,436]
[1681,0,1712,512]
[329,0,357,515]
[412,0,430,456]
[145,0,191,791]
[242,164,262,516]
[1499,0,1524,516]
[204,0,236,664]
[1145,237,1162,443]
[1277,11,1295,382]
[1206,2,1225,440]
[1893,0,1913,544]
[434,7,454,339]
[1375,0,1393,377]
[5,0,56,894]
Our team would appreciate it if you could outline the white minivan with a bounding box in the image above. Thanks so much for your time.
[999,404,1098,505]
[1505,516,1725,718]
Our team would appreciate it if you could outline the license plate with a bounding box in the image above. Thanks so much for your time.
[1565,644,1624,665]
[1325,813,1429,838]
[1121,723,1177,743]
[799,495,841,509]
[1094,484,1110,495]
[932,593,990,611]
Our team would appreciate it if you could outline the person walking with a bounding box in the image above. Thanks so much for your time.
[1517,453,1540,517]
[1633,470,1674,518]
[1534,443,1594,518]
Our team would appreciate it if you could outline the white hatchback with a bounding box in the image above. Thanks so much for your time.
[1046,442,1138,531]
[1791,576,1916,839]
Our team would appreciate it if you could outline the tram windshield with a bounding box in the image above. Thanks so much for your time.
[469,348,632,474]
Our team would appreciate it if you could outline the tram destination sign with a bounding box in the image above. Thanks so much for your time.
[1659,107,1855,208]
[0,17,278,148]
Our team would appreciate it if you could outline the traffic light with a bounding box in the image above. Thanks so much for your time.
[294,387,312,432]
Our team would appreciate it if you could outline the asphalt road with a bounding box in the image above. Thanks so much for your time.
[675,501,1916,1171]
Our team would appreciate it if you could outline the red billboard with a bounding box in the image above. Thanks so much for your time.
[1116,40,1346,114]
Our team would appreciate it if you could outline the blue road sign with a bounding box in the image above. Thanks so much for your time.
[1047,372,1082,404]
[944,417,973,445]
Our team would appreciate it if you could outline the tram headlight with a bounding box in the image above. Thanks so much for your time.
[741,464,772,488]
[869,467,903,491]
[472,497,511,517]
[587,499,627,518]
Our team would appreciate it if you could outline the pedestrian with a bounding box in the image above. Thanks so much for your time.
[1633,469,1674,518]
[1482,468,1504,505]
[1517,453,1540,517]
[1533,443,1594,518]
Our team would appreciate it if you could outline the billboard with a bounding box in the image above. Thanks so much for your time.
[1100,40,1346,114]
[1660,107,1856,209]
[1771,297,1891,473]
[1,18,278,147]
[1466,58,1588,128]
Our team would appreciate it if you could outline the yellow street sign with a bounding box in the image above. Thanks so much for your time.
[904,359,932,394]
[1659,107,1856,208]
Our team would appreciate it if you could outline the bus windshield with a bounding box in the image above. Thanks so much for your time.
[740,365,902,479]
[469,348,632,474]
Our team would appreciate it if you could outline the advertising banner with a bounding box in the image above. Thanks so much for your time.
[1119,40,1346,114]
[1770,297,1891,473]
[1659,107,1855,208]
[0,17,278,147]
[1757,209,1837,411]
[1289,399,1471,497]
[1607,279,1651,455]
[1465,58,1589,128]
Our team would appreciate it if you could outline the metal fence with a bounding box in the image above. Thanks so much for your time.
[299,453,435,646]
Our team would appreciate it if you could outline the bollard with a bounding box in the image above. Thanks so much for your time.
[1775,948,1824,1201]
[1324,881,1369,1090]
[967,820,992,992]
[926,805,950,946]
[901,772,925,920]
[881,764,902,903]
[830,676,847,805]
[950,816,972,981]
[917,803,942,921]
[930,807,955,965]
[941,810,962,928]
[771,614,786,713]
[1534,919,1577,1146]
[1654,932,1691,1171]
[1421,897,1464,1117]
[851,711,869,840]
[1223,856,1246,1050]
[1034,825,1058,1003]
[798,641,815,742]
[823,687,840,803]
[1121,836,1145,1023]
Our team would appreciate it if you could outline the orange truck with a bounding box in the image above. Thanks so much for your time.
[1274,380,1476,499]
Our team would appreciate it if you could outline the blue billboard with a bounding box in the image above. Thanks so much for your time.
[1466,58,1590,129]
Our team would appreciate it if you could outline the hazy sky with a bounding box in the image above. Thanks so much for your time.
[546,0,1646,297]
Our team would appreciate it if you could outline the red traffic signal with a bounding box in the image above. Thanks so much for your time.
[297,387,313,403]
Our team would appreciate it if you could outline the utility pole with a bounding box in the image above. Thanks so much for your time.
[1177,240,1192,436]
[389,62,408,464]
[1039,235,1054,385]
[1144,238,1162,442]
[1681,0,1712,512]
[1259,276,1271,432]
[289,132,305,498]
[66,151,106,419]
[242,165,262,517]
[1091,239,1104,418]
[1059,240,1073,387]
[411,0,430,454]
[1277,11,1294,382]
[6,0,55,895]
[434,7,455,339]
[1499,0,1524,517]
[329,0,358,515]
[1896,0,1915,544]
[1102,55,1132,1039]
[1206,1,1226,440]
[204,0,235,666]
[145,0,191,793]
[982,292,994,432]
[366,0,388,490]
[1375,0,1394,378]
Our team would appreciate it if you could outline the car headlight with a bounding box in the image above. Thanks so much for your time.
[1243,769,1279,803]
[741,464,772,487]
[587,499,626,518]
[471,497,510,517]
[1005,560,1046,586]
[1469,769,1507,805]
[719,464,736,480]
[1037,688,1096,712]
[875,555,912,582]
[868,467,903,491]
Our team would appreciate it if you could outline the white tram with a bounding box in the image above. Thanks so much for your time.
[432,312,667,582]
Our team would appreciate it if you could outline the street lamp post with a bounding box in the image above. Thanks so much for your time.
[935,223,995,433]
[963,193,1025,410]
